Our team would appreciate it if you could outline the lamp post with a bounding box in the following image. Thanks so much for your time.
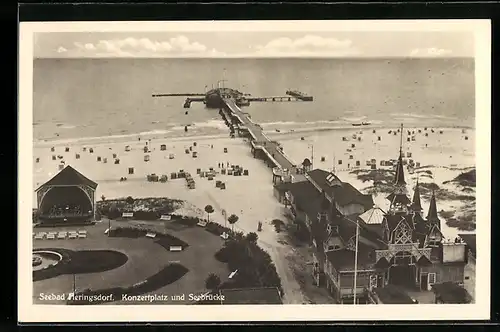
[309,144,314,169]
[343,216,360,305]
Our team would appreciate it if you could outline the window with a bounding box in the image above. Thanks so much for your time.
[465,276,470,280]
[394,221,412,244]
[428,272,436,285]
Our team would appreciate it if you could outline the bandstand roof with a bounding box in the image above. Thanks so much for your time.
[35,165,98,191]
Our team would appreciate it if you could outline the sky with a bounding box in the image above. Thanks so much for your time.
[33,31,474,59]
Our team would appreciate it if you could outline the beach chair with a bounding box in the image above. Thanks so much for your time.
[146,232,157,238]
[169,246,183,252]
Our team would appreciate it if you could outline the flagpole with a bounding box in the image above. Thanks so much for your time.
[353,220,359,305]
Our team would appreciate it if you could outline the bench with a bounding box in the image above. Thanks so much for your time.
[169,246,183,252]
[220,232,229,240]
[122,212,134,218]
[160,215,171,221]
[146,232,156,238]
[34,233,45,240]
[46,234,56,240]
[196,220,208,227]
[68,233,78,239]
[57,232,66,240]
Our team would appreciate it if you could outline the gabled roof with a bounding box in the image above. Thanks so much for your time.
[35,165,98,191]
[326,242,375,271]
[307,169,373,209]
[359,206,385,225]
[219,287,283,304]
[372,285,417,304]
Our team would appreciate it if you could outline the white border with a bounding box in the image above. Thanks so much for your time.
[19,20,491,322]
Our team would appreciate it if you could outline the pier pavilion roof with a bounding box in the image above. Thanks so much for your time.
[35,165,98,192]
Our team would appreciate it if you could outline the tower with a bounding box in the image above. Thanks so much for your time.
[426,190,440,229]
[410,178,423,214]
[386,124,411,213]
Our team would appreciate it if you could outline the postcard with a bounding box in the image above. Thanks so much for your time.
[18,19,491,322]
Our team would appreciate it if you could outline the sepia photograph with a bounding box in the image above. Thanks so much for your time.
[18,20,490,322]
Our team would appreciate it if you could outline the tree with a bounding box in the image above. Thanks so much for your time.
[204,205,215,223]
[101,195,106,202]
[246,232,258,244]
[125,196,134,205]
[205,273,221,292]
[227,214,239,233]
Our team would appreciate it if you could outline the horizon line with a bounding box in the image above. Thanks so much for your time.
[34,55,474,60]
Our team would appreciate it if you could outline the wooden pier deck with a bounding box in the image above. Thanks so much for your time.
[223,98,306,182]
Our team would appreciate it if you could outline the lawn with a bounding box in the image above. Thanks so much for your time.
[32,220,227,305]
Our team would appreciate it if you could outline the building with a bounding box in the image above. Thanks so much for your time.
[34,165,98,224]
[282,125,468,304]
[459,233,476,302]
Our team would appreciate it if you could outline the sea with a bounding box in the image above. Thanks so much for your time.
[33,57,475,142]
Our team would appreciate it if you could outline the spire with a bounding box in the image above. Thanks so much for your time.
[394,153,406,185]
[411,179,423,212]
[427,190,439,224]
[393,123,406,185]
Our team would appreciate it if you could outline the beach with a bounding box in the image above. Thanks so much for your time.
[33,123,476,303]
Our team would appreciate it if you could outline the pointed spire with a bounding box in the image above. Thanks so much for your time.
[411,179,423,211]
[427,190,439,224]
[393,123,406,186]
[394,153,406,185]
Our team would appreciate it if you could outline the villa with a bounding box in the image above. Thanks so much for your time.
[278,145,471,304]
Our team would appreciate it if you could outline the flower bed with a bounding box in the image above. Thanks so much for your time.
[33,249,128,282]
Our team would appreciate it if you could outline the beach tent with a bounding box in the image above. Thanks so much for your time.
[128,167,134,174]
[160,144,166,151]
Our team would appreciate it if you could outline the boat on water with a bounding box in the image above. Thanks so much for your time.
[352,123,362,127]
[362,122,371,126]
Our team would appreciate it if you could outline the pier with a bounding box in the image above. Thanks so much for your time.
[222,98,306,183]
[286,90,313,101]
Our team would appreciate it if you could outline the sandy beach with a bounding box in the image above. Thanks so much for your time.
[33,124,476,303]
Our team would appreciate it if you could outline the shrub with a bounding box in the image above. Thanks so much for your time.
[154,234,189,249]
[214,236,284,296]
[205,273,221,291]
[125,196,135,205]
[68,263,189,305]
